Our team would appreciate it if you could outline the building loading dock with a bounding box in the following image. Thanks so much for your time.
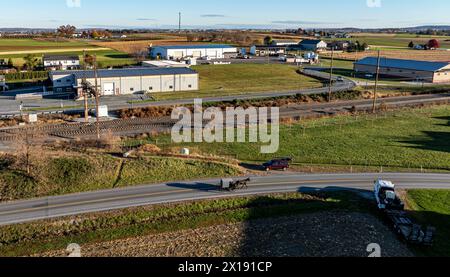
[354,57,450,83]
[50,67,199,97]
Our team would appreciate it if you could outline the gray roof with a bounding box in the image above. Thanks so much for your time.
[300,40,325,45]
[44,55,80,61]
[355,57,450,72]
[50,67,198,79]
[151,44,236,50]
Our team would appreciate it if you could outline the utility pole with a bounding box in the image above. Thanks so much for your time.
[328,48,334,102]
[93,54,100,140]
[82,50,89,123]
[178,12,181,33]
[372,50,381,114]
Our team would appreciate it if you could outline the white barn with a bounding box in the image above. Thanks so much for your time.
[150,45,238,60]
[50,67,199,96]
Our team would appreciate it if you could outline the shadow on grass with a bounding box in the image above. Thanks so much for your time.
[401,116,450,154]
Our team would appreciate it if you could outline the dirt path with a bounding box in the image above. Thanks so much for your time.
[39,212,413,257]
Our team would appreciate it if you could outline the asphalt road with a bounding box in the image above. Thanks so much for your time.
[0,173,449,226]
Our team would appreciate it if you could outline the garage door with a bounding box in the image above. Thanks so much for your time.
[192,51,202,58]
[173,51,184,58]
[103,83,115,96]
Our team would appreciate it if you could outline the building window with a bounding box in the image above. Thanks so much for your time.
[57,80,62,83]
[66,79,71,82]
[149,87,153,90]
[188,85,192,88]
[169,85,173,89]
[130,88,134,92]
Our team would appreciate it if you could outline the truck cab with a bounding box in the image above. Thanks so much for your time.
[374,179,405,211]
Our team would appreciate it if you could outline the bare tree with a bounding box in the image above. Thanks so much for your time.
[57,25,77,38]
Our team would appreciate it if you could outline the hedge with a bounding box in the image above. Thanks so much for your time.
[5,71,49,81]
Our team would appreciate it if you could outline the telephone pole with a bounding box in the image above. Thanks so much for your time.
[82,50,89,123]
[93,54,100,140]
[328,48,334,102]
[178,12,182,33]
[372,50,381,114]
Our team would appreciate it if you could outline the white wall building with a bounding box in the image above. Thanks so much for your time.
[150,45,238,60]
[43,55,81,71]
[50,67,199,96]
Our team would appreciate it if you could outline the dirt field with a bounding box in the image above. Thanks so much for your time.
[91,36,200,53]
[323,49,450,62]
[39,212,413,257]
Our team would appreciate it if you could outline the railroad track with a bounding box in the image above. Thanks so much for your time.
[0,94,449,142]
[0,118,177,141]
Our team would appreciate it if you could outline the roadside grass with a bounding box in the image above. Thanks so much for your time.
[406,190,450,257]
[151,64,323,101]
[147,105,450,171]
[0,153,241,201]
[0,191,370,257]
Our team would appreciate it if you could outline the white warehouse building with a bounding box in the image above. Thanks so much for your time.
[149,45,238,60]
[50,67,199,97]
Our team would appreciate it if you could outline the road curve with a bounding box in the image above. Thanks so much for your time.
[0,173,449,226]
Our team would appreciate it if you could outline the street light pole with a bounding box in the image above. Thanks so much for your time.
[372,50,381,114]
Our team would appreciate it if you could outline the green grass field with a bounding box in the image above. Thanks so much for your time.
[152,64,323,101]
[150,106,450,171]
[332,34,450,49]
[0,38,91,50]
[406,189,450,256]
[0,38,135,68]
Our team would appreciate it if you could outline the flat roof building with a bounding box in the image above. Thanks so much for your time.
[50,67,199,96]
[149,44,238,60]
[354,57,450,83]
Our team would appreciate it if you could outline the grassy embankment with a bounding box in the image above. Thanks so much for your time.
[0,153,240,202]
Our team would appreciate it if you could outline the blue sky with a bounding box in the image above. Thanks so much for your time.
[1,0,450,29]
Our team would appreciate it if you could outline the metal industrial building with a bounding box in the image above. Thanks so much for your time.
[50,67,199,96]
[149,45,238,60]
[354,57,450,83]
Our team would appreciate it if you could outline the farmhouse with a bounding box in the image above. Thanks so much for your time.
[354,57,450,83]
[50,67,199,96]
[149,45,238,60]
[43,55,81,71]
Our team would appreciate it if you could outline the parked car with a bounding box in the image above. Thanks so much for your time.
[262,158,292,171]
[336,76,344,82]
